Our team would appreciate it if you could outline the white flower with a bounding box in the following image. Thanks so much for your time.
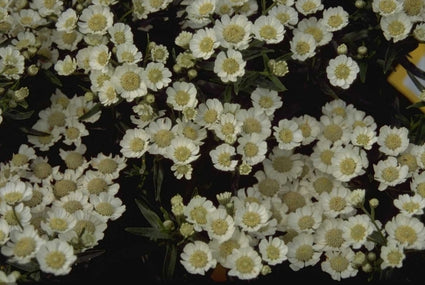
[330,145,368,182]
[350,126,377,150]
[299,168,342,199]
[287,203,323,234]
[183,196,216,231]
[250,87,283,118]
[209,143,239,171]
[115,43,143,64]
[88,44,110,71]
[90,192,126,221]
[314,218,346,252]
[290,31,316,61]
[263,147,304,184]
[253,170,280,198]
[268,4,299,28]
[227,247,262,280]
[30,0,63,17]
[380,12,413,42]
[98,80,120,106]
[326,55,360,89]
[296,17,332,46]
[295,0,323,15]
[190,27,219,60]
[1,225,45,264]
[196,98,224,129]
[293,114,321,145]
[234,202,270,232]
[186,0,216,26]
[411,171,425,198]
[77,170,118,197]
[78,5,114,35]
[319,185,356,218]
[173,118,207,146]
[236,133,268,166]
[108,22,134,46]
[0,46,25,80]
[175,30,193,49]
[166,81,198,111]
[287,233,321,271]
[0,219,10,245]
[150,43,169,63]
[214,14,252,50]
[385,213,425,249]
[372,0,403,16]
[56,8,78,32]
[212,113,242,144]
[90,153,127,180]
[374,156,409,191]
[142,62,172,91]
[413,22,425,41]
[112,63,147,102]
[259,236,288,265]
[0,180,32,205]
[59,144,89,172]
[393,193,425,216]
[213,49,246,83]
[52,30,83,51]
[146,117,176,155]
[205,207,235,242]
[209,229,250,268]
[41,206,77,236]
[322,6,349,32]
[165,137,200,165]
[236,107,272,140]
[252,15,285,44]
[180,240,217,275]
[0,203,32,231]
[320,249,358,281]
[273,118,303,150]
[53,191,93,215]
[119,128,150,158]
[60,117,89,147]
[36,239,77,276]
[380,240,406,269]
[377,125,410,156]
[342,214,375,249]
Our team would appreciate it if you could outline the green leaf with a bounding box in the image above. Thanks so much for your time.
[4,110,34,120]
[79,102,102,121]
[75,249,105,264]
[7,260,39,272]
[369,230,386,246]
[134,198,163,228]
[153,158,164,202]
[267,74,287,92]
[43,69,63,87]
[162,242,177,281]
[407,101,425,109]
[125,226,171,241]
[19,127,50,136]
[358,61,368,83]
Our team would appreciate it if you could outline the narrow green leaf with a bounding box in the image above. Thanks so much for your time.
[407,100,425,109]
[406,70,425,93]
[358,61,368,83]
[78,102,102,121]
[134,198,163,228]
[43,69,63,87]
[125,226,171,241]
[75,249,105,264]
[4,110,34,120]
[153,158,164,202]
[268,74,287,92]
[163,242,177,281]
[19,127,50,136]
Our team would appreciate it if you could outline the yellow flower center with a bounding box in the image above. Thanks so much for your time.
[279,128,294,143]
[87,14,107,32]
[45,251,66,269]
[87,178,108,195]
[130,138,145,152]
[222,58,239,74]
[50,217,68,231]
[381,166,399,182]
[395,225,417,245]
[14,237,36,257]
[388,21,405,36]
[295,244,313,261]
[329,255,349,273]
[259,25,277,40]
[339,157,357,175]
[243,142,259,157]
[153,129,174,148]
[95,202,114,217]
[295,41,310,55]
[298,215,315,230]
[120,71,140,91]
[97,158,118,174]
[223,24,245,43]
[380,0,397,13]
[272,156,292,173]
[243,118,261,134]
[199,37,214,53]
[147,68,163,83]
[313,177,333,194]
[211,219,228,235]
[189,250,208,268]
[258,177,280,197]
[323,124,343,142]
[325,228,344,248]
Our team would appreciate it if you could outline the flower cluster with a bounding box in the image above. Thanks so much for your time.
[1,0,425,284]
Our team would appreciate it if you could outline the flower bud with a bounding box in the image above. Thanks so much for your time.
[337,44,348,55]
[369,198,379,208]
[179,222,194,238]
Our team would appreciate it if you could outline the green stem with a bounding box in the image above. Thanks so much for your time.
[12,205,24,230]
[361,205,387,245]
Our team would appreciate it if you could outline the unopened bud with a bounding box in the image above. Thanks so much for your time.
[187,69,197,80]
[337,43,348,55]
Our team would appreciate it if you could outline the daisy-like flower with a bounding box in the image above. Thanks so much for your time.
[263,147,304,184]
[0,180,32,205]
[411,171,425,198]
[90,153,127,180]
[286,233,322,271]
[380,12,413,42]
[98,80,120,106]
[51,168,82,199]
[393,193,425,216]
[88,44,110,71]
[53,191,93,215]
[52,30,83,51]
[413,22,425,41]
[146,117,176,155]
[1,225,45,265]
[380,240,406,269]
[165,137,200,165]
[36,239,77,276]
[60,117,89,147]
[236,133,268,166]
[180,240,217,275]
[41,206,77,236]
[171,163,193,180]
[10,144,36,173]
[184,195,216,232]
[0,270,19,284]
[209,143,239,171]
[268,4,299,28]
[108,22,134,46]
[186,0,216,26]
[273,118,304,150]
[319,185,356,218]
[24,183,54,214]
[119,128,150,158]
[0,46,25,80]
[78,5,114,35]
[115,43,143,64]
[342,214,375,249]
[0,203,32,231]
[326,55,360,89]
[398,143,420,175]
[287,203,323,234]
[214,14,252,50]
[56,8,78,32]
[212,113,242,144]
[322,6,349,32]
[90,192,126,221]
[227,247,262,280]
[314,218,346,252]
[190,28,219,60]
[350,126,377,150]
[330,145,368,182]
[28,157,56,184]
[319,114,352,145]
[30,0,63,17]
[11,31,36,50]
[296,17,332,46]
[293,114,321,145]
[385,213,425,250]
[196,98,224,129]
[142,62,172,91]
[209,229,250,268]
[78,170,118,197]
[295,0,323,15]
[205,207,235,242]
[253,170,281,198]
[15,9,46,29]
[166,81,198,111]
[290,31,317,61]
[112,63,147,102]
[213,49,246,83]
[173,119,207,146]
[0,218,10,246]
[232,186,266,208]
[372,0,403,16]
[377,125,410,156]
[258,236,288,265]
[250,87,283,119]
[59,144,89,172]
[252,15,285,44]
[234,202,270,232]
[150,43,169,63]
[402,0,425,20]
[175,30,193,49]
[320,248,358,281]
[321,98,351,118]
[299,169,342,199]
[310,140,340,174]
[236,107,272,140]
